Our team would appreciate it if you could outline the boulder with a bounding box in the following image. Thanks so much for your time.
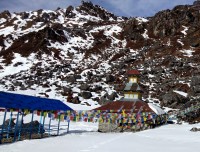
[107,92,118,100]
[161,91,189,108]
[19,85,26,90]
[80,83,90,91]
[92,85,102,92]
[193,86,200,93]
[72,96,81,104]
[74,74,82,79]
[20,121,45,135]
[63,87,72,93]
[81,91,92,99]
[191,76,200,86]
[67,76,76,83]
[106,74,115,83]
[190,127,200,132]
[3,119,15,128]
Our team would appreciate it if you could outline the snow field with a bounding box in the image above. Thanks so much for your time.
[0,116,199,152]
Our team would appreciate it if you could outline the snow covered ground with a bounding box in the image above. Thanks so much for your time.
[0,119,199,152]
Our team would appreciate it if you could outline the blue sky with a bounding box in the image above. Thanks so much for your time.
[0,0,195,17]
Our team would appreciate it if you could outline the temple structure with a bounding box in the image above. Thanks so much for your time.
[123,69,143,100]
[94,69,166,132]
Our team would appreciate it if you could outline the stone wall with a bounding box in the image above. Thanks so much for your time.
[98,123,120,132]
[98,122,150,133]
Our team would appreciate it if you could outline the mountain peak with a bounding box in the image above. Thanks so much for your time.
[76,1,118,21]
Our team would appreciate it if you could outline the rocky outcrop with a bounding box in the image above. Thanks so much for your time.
[190,127,200,132]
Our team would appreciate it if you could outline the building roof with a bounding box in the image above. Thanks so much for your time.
[124,83,143,92]
[127,70,140,75]
[148,103,166,115]
[94,101,154,113]
[0,91,73,111]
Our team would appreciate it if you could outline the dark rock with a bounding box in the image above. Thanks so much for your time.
[81,91,92,99]
[193,86,200,93]
[193,1,200,6]
[3,119,15,128]
[63,87,72,93]
[190,40,199,47]
[92,85,102,92]
[42,13,50,22]
[67,76,76,83]
[8,86,15,91]
[72,96,81,104]
[0,10,11,18]
[45,89,51,92]
[107,92,118,100]
[12,81,22,86]
[161,91,189,108]
[106,74,115,83]
[65,6,75,18]
[80,83,90,91]
[19,85,26,90]
[190,127,200,132]
[20,120,45,135]
[191,76,200,86]
[74,74,82,79]
[21,12,29,19]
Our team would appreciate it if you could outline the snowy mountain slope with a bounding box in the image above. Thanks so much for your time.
[0,1,200,114]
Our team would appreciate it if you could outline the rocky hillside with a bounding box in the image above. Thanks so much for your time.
[0,1,200,110]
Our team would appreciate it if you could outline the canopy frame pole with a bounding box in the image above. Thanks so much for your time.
[67,119,70,133]
[18,111,24,141]
[29,111,34,139]
[38,111,43,134]
[41,113,46,138]
[13,110,20,142]
[7,111,13,139]
[0,109,7,144]
[48,115,52,136]
[57,114,61,136]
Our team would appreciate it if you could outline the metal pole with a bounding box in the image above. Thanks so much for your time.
[67,119,70,133]
[18,112,24,140]
[48,116,52,136]
[0,109,7,144]
[29,111,34,139]
[7,111,13,139]
[13,111,20,142]
[57,115,61,136]
[38,111,43,134]
[41,114,46,138]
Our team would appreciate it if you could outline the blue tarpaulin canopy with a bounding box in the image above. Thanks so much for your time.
[0,91,73,111]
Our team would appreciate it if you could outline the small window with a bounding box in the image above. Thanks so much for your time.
[124,94,129,98]
[133,94,138,99]
[129,78,137,83]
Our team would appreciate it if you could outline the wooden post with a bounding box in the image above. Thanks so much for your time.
[18,112,24,140]
[13,111,20,142]
[57,114,61,135]
[7,111,13,139]
[0,109,7,144]
[29,111,34,139]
